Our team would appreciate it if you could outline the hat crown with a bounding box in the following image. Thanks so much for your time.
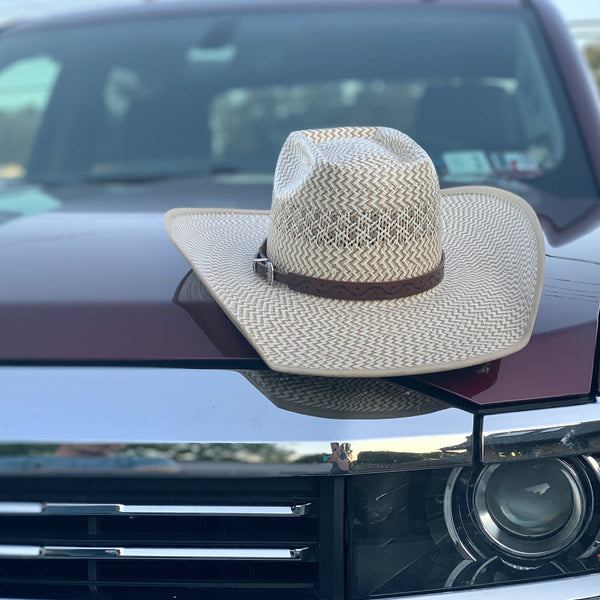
[268,126,443,283]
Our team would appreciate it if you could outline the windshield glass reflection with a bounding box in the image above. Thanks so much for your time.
[0,8,595,204]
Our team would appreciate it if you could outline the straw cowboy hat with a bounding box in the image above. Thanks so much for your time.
[166,126,544,377]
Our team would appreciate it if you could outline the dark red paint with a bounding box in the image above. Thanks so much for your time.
[0,0,598,408]
[0,182,598,406]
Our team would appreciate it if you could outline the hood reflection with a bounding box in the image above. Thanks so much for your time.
[241,370,447,420]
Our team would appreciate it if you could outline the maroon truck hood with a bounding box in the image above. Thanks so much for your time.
[0,181,598,407]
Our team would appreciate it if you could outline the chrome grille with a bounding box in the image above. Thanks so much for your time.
[0,476,330,600]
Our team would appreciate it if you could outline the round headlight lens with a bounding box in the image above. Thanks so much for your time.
[473,459,587,558]
[484,461,573,537]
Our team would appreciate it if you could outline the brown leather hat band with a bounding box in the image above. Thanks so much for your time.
[253,240,444,300]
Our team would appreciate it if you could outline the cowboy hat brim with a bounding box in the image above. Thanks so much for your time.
[165,186,545,377]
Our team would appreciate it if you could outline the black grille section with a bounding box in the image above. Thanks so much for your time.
[0,476,339,600]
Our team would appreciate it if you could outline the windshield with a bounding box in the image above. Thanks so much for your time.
[0,7,596,200]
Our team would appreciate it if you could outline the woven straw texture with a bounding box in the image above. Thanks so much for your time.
[269,127,442,281]
[165,186,544,377]
[241,370,447,419]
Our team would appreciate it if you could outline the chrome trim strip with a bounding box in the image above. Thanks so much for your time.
[0,438,472,475]
[389,571,600,600]
[0,502,43,514]
[482,399,600,462]
[119,504,306,516]
[38,503,306,517]
[0,545,308,560]
[0,502,312,517]
[0,546,40,558]
[36,546,307,560]
[0,368,474,474]
[291,503,311,516]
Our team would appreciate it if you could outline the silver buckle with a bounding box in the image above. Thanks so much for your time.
[253,257,274,285]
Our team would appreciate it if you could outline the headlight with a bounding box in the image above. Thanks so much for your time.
[445,456,599,566]
[348,457,600,599]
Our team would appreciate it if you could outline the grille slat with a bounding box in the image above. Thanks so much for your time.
[0,502,313,516]
[0,513,318,546]
[0,545,313,560]
[0,477,325,599]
